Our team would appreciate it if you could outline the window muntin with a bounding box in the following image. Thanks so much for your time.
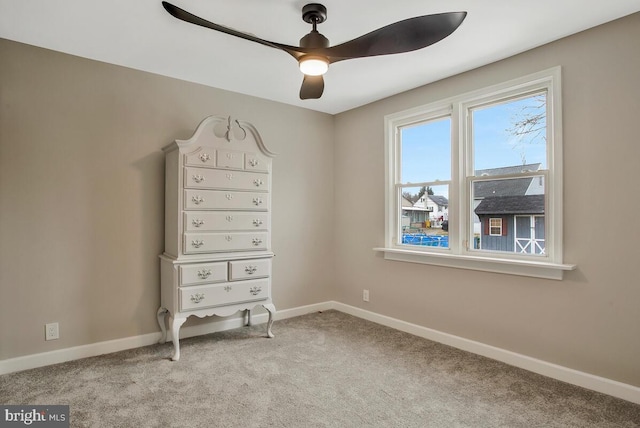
[383,68,566,276]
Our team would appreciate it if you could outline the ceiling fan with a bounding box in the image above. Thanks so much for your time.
[162,2,467,100]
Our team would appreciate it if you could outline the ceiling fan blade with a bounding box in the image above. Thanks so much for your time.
[324,12,467,62]
[162,2,305,60]
[299,75,325,100]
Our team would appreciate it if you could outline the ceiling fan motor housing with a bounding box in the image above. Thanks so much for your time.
[300,31,329,49]
[300,3,329,49]
[302,4,327,24]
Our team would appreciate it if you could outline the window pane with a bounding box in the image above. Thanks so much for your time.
[515,216,531,238]
[400,117,451,183]
[489,218,502,236]
[473,93,547,171]
[471,92,547,257]
[400,185,449,248]
[472,177,545,255]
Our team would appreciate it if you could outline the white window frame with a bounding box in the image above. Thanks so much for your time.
[489,218,503,236]
[375,67,576,280]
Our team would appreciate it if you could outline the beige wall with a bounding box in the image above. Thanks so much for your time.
[2,12,639,389]
[333,12,640,387]
[0,39,335,359]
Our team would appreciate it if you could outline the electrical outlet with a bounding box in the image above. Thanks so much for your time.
[45,323,59,341]
[363,289,370,302]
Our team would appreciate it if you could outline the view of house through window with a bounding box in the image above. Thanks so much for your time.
[470,92,547,255]
[399,117,450,248]
[385,68,562,275]
[395,86,551,257]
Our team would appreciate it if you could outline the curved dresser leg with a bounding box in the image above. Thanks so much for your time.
[263,303,276,338]
[170,315,187,361]
[245,309,252,327]
[157,307,168,344]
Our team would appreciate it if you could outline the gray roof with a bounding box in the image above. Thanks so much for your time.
[473,177,533,198]
[428,195,449,206]
[474,195,545,215]
[475,163,542,176]
[473,163,542,198]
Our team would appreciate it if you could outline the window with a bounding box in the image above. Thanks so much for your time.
[489,218,503,236]
[377,68,575,280]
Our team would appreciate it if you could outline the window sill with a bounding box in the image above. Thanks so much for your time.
[373,247,576,280]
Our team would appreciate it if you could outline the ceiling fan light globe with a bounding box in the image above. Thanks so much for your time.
[299,57,329,76]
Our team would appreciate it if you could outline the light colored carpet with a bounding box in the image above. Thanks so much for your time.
[1,310,639,427]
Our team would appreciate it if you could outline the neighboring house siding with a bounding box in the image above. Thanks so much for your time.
[475,194,545,253]
[412,195,448,224]
[472,163,543,237]
[406,166,544,238]
[525,175,545,195]
[480,217,513,252]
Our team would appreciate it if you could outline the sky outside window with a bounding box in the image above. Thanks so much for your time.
[400,94,547,185]
[400,117,450,184]
[473,93,547,171]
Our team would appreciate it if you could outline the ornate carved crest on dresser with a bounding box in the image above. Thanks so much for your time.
[157,115,276,361]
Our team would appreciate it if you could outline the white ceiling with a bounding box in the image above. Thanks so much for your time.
[1,0,639,114]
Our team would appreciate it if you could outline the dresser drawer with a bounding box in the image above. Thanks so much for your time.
[229,259,271,281]
[216,149,244,169]
[184,212,268,232]
[184,147,215,168]
[184,167,269,191]
[184,232,268,254]
[244,153,269,173]
[179,262,228,286]
[180,278,269,311]
[184,190,269,211]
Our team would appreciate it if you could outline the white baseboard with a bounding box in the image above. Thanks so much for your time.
[0,332,161,376]
[0,302,331,376]
[1,300,638,405]
[332,301,640,405]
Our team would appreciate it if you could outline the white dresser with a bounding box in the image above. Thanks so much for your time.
[157,116,276,361]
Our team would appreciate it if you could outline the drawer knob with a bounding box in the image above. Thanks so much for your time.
[198,153,210,163]
[192,219,204,227]
[226,173,233,180]
[249,159,259,167]
[192,195,204,205]
[253,219,263,227]
[192,174,205,183]
[249,286,262,296]
[225,215,234,222]
[224,285,232,292]
[197,269,212,279]
[245,265,257,275]
[226,194,234,200]
[252,238,263,246]
[225,235,233,242]
[252,197,263,206]
[191,239,204,248]
[253,179,264,187]
[190,293,205,303]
